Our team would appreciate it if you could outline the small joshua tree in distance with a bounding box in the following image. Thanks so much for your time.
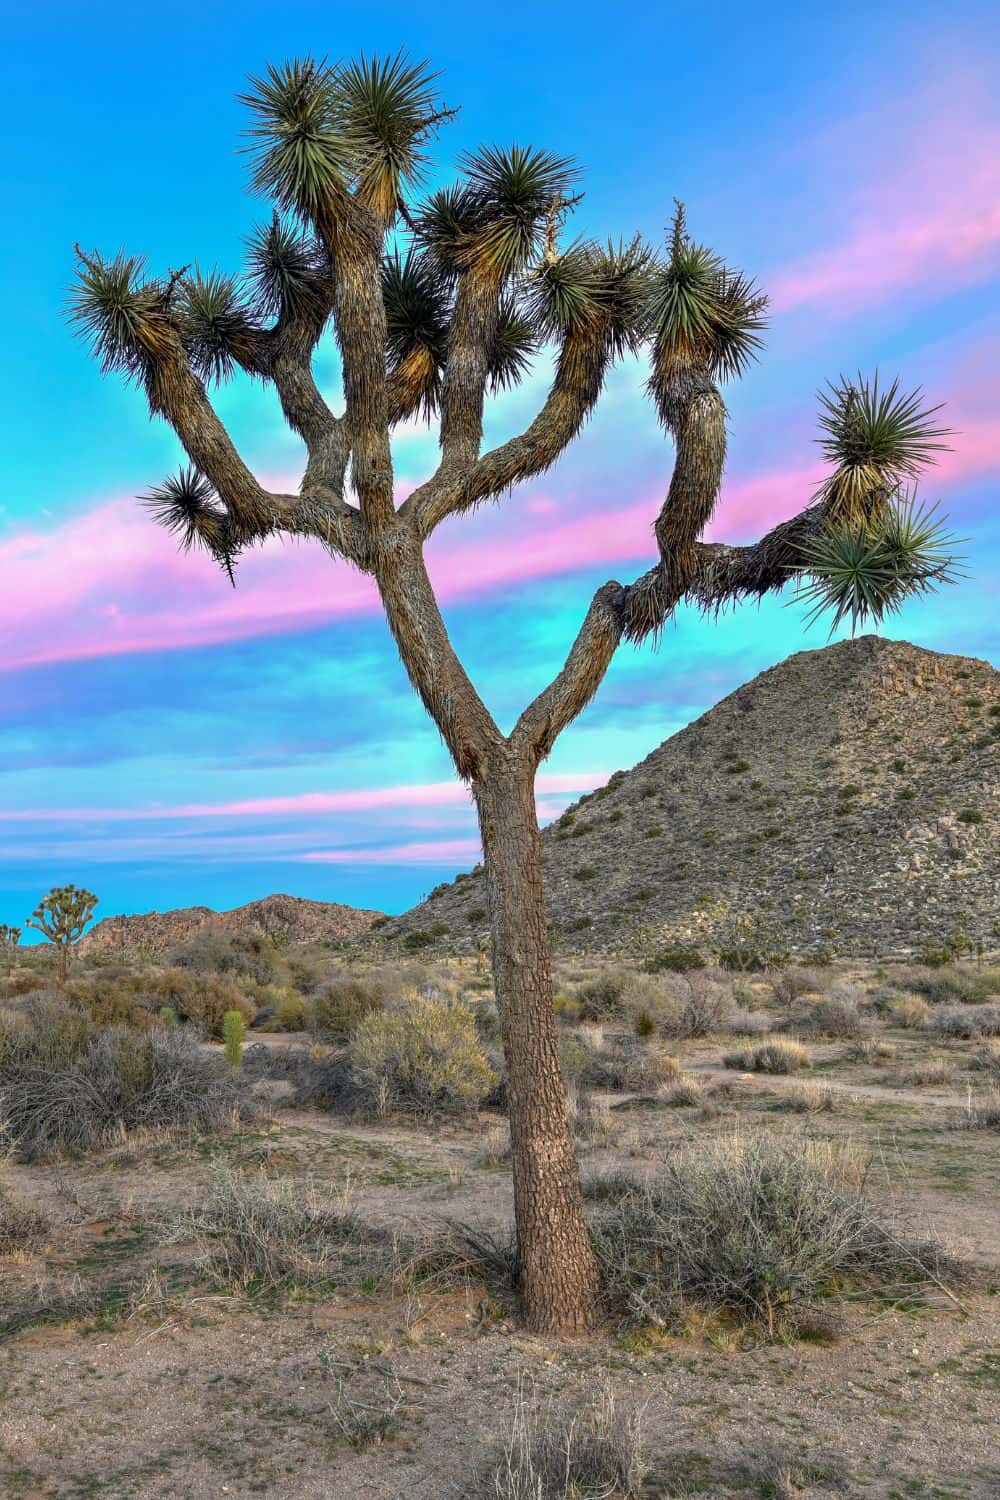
[26,886,98,988]
[0,924,20,997]
[69,54,958,1334]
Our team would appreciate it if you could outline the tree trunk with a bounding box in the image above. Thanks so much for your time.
[475,753,602,1335]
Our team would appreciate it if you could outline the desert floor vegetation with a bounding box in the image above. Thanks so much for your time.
[1,947,998,1496]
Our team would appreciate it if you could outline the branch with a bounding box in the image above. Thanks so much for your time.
[620,504,827,641]
[437,269,503,468]
[406,325,610,537]
[318,201,396,533]
[510,581,624,765]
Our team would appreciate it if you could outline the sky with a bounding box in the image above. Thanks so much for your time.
[2,0,998,933]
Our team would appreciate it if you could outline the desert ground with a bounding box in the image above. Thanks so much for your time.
[1,942,999,1498]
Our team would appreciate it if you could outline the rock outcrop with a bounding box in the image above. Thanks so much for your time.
[81,892,385,958]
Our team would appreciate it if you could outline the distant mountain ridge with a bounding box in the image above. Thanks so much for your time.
[388,637,999,958]
[80,892,385,957]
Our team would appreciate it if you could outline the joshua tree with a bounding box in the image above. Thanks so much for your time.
[69,54,957,1333]
[25,885,99,987]
[0,923,20,996]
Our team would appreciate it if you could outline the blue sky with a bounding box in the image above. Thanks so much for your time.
[2,0,998,931]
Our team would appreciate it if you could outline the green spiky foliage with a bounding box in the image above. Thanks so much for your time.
[339,51,444,223]
[25,885,98,987]
[245,215,326,322]
[412,184,492,278]
[382,250,450,418]
[181,269,257,383]
[417,147,577,281]
[489,299,537,392]
[144,468,239,583]
[648,202,768,425]
[239,57,353,225]
[68,249,177,392]
[797,497,960,634]
[816,374,951,525]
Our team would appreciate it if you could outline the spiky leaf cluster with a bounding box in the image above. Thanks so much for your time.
[489,299,537,392]
[181,270,258,383]
[415,147,577,280]
[816,375,951,525]
[339,52,444,222]
[382,251,451,417]
[648,204,768,420]
[144,468,239,582]
[68,249,175,388]
[245,215,327,321]
[797,498,960,633]
[240,58,353,224]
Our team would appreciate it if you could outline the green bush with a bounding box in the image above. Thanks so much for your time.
[169,929,282,986]
[644,945,705,974]
[144,968,255,1038]
[403,930,435,953]
[349,998,496,1115]
[309,975,387,1039]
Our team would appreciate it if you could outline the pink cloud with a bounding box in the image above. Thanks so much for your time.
[770,105,1000,315]
[4,374,996,675]
[0,771,607,824]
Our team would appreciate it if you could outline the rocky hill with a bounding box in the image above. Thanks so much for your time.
[81,892,385,958]
[388,637,999,959]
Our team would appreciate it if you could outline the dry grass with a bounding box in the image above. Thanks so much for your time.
[591,1129,945,1335]
[472,1380,648,1500]
[723,1038,811,1074]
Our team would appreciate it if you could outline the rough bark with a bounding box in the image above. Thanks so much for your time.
[475,755,602,1335]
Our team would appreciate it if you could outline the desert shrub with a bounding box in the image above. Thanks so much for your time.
[843,1037,894,1063]
[652,974,733,1039]
[957,1089,1000,1131]
[723,1008,775,1038]
[0,994,93,1071]
[592,1131,944,1333]
[473,1382,647,1500]
[796,996,862,1038]
[929,1004,1000,1040]
[778,1083,840,1114]
[240,1043,355,1111]
[348,999,496,1116]
[574,971,631,1020]
[0,1170,46,1256]
[475,1124,511,1167]
[0,1023,255,1162]
[308,974,387,1039]
[577,1041,679,1093]
[644,944,706,974]
[170,929,282,986]
[272,992,309,1031]
[633,1008,655,1039]
[887,994,931,1029]
[64,971,156,1030]
[968,1042,1000,1078]
[715,913,789,972]
[144,968,255,1038]
[180,1167,395,1293]
[403,929,435,953]
[770,968,824,1004]
[723,1038,810,1074]
[661,1074,705,1108]
[902,965,1000,1005]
